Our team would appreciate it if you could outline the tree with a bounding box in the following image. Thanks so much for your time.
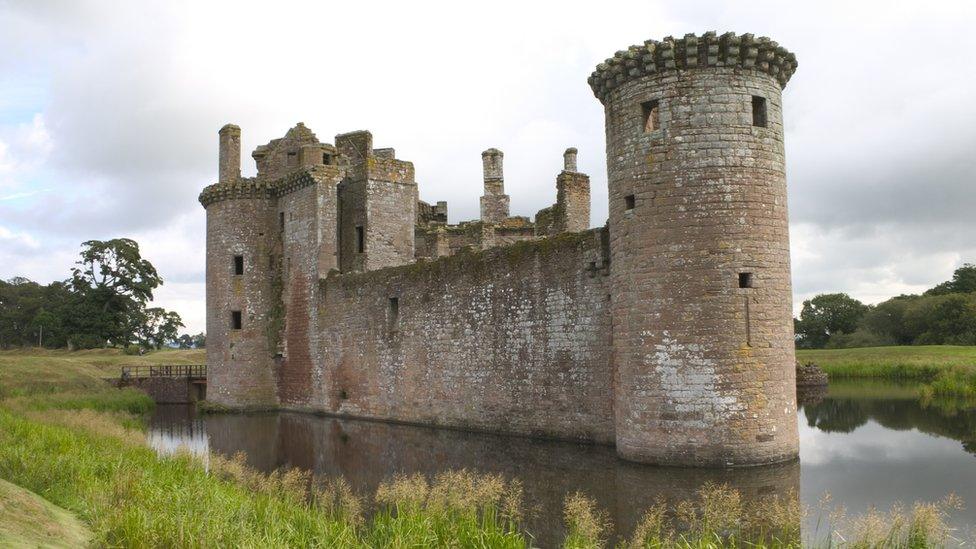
[794,293,869,349]
[177,334,194,349]
[925,263,976,296]
[71,238,162,304]
[860,295,918,345]
[136,307,184,349]
[192,332,206,349]
[69,239,163,346]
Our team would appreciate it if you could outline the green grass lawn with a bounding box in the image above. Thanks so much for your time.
[797,345,976,398]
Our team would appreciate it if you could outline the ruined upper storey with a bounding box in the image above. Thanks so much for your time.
[200,122,592,266]
[587,31,798,103]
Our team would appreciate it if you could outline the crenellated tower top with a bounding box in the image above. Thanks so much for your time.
[587,31,798,104]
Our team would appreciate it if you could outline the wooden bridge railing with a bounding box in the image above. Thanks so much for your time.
[120,364,207,379]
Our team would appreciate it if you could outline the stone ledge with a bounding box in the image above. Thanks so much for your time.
[588,31,798,104]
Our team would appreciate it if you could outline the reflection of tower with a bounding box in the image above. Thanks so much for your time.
[591,32,800,466]
[204,124,278,408]
[479,148,510,223]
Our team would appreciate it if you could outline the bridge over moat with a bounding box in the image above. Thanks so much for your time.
[118,364,207,404]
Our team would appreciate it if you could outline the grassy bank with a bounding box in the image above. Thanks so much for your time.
[0,349,967,547]
[797,345,976,398]
[0,478,91,548]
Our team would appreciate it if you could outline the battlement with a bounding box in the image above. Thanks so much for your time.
[587,31,798,103]
[198,165,339,207]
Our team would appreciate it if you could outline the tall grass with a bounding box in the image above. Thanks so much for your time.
[563,487,962,549]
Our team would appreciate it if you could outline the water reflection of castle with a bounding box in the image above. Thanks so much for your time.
[199,412,799,546]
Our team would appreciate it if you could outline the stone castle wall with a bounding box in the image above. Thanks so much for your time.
[202,31,800,467]
[309,229,615,442]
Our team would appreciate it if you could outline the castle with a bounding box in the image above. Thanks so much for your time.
[201,32,800,467]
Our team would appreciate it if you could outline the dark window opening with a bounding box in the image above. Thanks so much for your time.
[231,310,242,330]
[389,297,399,327]
[323,153,332,165]
[233,255,244,275]
[356,226,365,253]
[641,100,660,133]
[624,194,636,211]
[739,272,755,289]
[279,212,285,231]
[752,96,767,128]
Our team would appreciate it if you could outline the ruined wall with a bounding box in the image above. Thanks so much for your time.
[363,178,417,270]
[592,33,798,466]
[252,123,321,181]
[313,229,614,443]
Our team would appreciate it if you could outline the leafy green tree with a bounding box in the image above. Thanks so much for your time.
[136,307,184,349]
[860,295,918,345]
[925,263,976,295]
[177,334,194,349]
[69,239,163,346]
[192,332,206,349]
[794,293,869,348]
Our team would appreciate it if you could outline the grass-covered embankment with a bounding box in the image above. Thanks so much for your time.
[0,477,91,548]
[0,349,530,547]
[797,345,976,398]
[0,348,967,547]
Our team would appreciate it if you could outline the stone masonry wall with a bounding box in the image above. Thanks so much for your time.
[205,197,279,408]
[311,229,615,443]
[601,64,797,466]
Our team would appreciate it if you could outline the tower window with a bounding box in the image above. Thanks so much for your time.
[624,194,636,212]
[739,272,755,289]
[323,153,332,165]
[231,310,242,330]
[389,297,399,328]
[641,100,660,133]
[279,212,285,231]
[233,255,244,275]
[752,96,767,128]
[356,226,365,253]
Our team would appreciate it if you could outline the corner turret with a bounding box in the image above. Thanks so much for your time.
[596,32,799,467]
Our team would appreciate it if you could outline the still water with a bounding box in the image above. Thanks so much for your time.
[149,381,976,545]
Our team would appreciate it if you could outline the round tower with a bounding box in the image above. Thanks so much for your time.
[201,124,278,409]
[589,32,799,466]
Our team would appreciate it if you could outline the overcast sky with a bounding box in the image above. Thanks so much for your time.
[1,0,974,334]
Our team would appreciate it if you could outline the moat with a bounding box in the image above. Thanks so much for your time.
[149,380,976,545]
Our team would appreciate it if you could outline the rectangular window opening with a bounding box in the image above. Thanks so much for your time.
[279,212,285,231]
[356,226,365,253]
[752,96,767,128]
[739,272,755,289]
[624,194,636,212]
[641,100,660,133]
[233,255,244,275]
[323,153,332,165]
[389,297,399,327]
[231,310,242,330]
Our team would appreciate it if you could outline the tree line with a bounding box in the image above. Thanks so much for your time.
[795,263,976,348]
[0,238,203,350]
